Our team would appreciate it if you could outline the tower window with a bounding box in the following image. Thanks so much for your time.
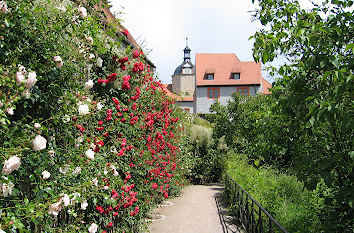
[204,73,214,80]
[231,73,240,79]
[183,67,192,74]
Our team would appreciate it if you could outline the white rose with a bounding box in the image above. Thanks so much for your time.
[91,178,98,186]
[71,192,80,205]
[72,166,82,175]
[88,54,95,60]
[78,104,90,115]
[81,199,88,210]
[16,72,25,86]
[62,193,70,207]
[85,149,94,160]
[2,156,21,175]
[88,223,98,233]
[0,1,8,14]
[54,56,63,68]
[0,180,14,197]
[25,71,37,88]
[48,199,62,216]
[34,123,41,129]
[48,150,55,156]
[59,165,70,174]
[6,107,14,115]
[32,135,47,151]
[42,170,51,180]
[96,57,103,67]
[78,6,87,18]
[96,103,104,111]
[86,36,93,45]
[84,80,94,90]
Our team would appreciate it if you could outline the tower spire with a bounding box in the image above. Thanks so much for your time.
[183,38,191,62]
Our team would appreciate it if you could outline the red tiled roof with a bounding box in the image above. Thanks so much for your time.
[195,53,262,86]
[262,78,272,94]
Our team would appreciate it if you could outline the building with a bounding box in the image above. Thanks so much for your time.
[166,42,271,114]
[195,53,271,114]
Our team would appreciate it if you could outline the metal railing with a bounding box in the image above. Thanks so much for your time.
[224,174,289,233]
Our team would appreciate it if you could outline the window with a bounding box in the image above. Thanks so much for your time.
[204,73,214,80]
[231,73,240,79]
[183,67,192,74]
[237,87,250,97]
[207,87,220,99]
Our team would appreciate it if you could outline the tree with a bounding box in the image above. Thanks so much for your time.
[251,0,353,230]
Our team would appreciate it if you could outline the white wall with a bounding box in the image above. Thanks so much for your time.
[195,85,260,114]
[177,101,194,113]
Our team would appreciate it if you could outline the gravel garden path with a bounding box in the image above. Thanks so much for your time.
[147,184,240,233]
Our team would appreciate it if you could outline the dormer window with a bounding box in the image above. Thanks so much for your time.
[231,73,240,79]
[204,73,214,80]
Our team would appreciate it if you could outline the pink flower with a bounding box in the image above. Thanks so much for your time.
[54,56,63,68]
[48,199,62,216]
[32,135,47,151]
[78,6,87,18]
[2,156,21,175]
[6,107,14,115]
[88,223,98,233]
[0,1,8,14]
[25,71,37,88]
[16,72,25,86]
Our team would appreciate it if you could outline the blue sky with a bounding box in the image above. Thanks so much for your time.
[111,0,318,84]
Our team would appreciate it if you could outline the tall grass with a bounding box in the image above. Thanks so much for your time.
[225,152,325,233]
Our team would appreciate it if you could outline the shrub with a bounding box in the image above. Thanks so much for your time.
[0,0,188,232]
[225,152,325,233]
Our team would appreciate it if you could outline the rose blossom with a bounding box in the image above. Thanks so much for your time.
[16,72,25,86]
[96,102,104,111]
[18,65,26,73]
[84,80,94,90]
[72,166,82,175]
[78,6,87,18]
[32,135,47,151]
[85,149,95,160]
[62,193,70,206]
[78,104,90,115]
[81,199,88,210]
[54,56,63,68]
[48,199,62,216]
[6,107,14,115]
[34,123,41,129]
[25,71,37,88]
[88,223,98,233]
[96,57,103,67]
[42,170,51,180]
[0,179,14,197]
[86,36,93,45]
[2,156,21,175]
[88,54,95,60]
[0,1,8,14]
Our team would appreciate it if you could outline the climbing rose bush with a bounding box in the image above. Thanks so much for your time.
[0,0,189,232]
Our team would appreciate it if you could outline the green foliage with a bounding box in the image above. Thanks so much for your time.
[211,0,354,230]
[225,152,324,233]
